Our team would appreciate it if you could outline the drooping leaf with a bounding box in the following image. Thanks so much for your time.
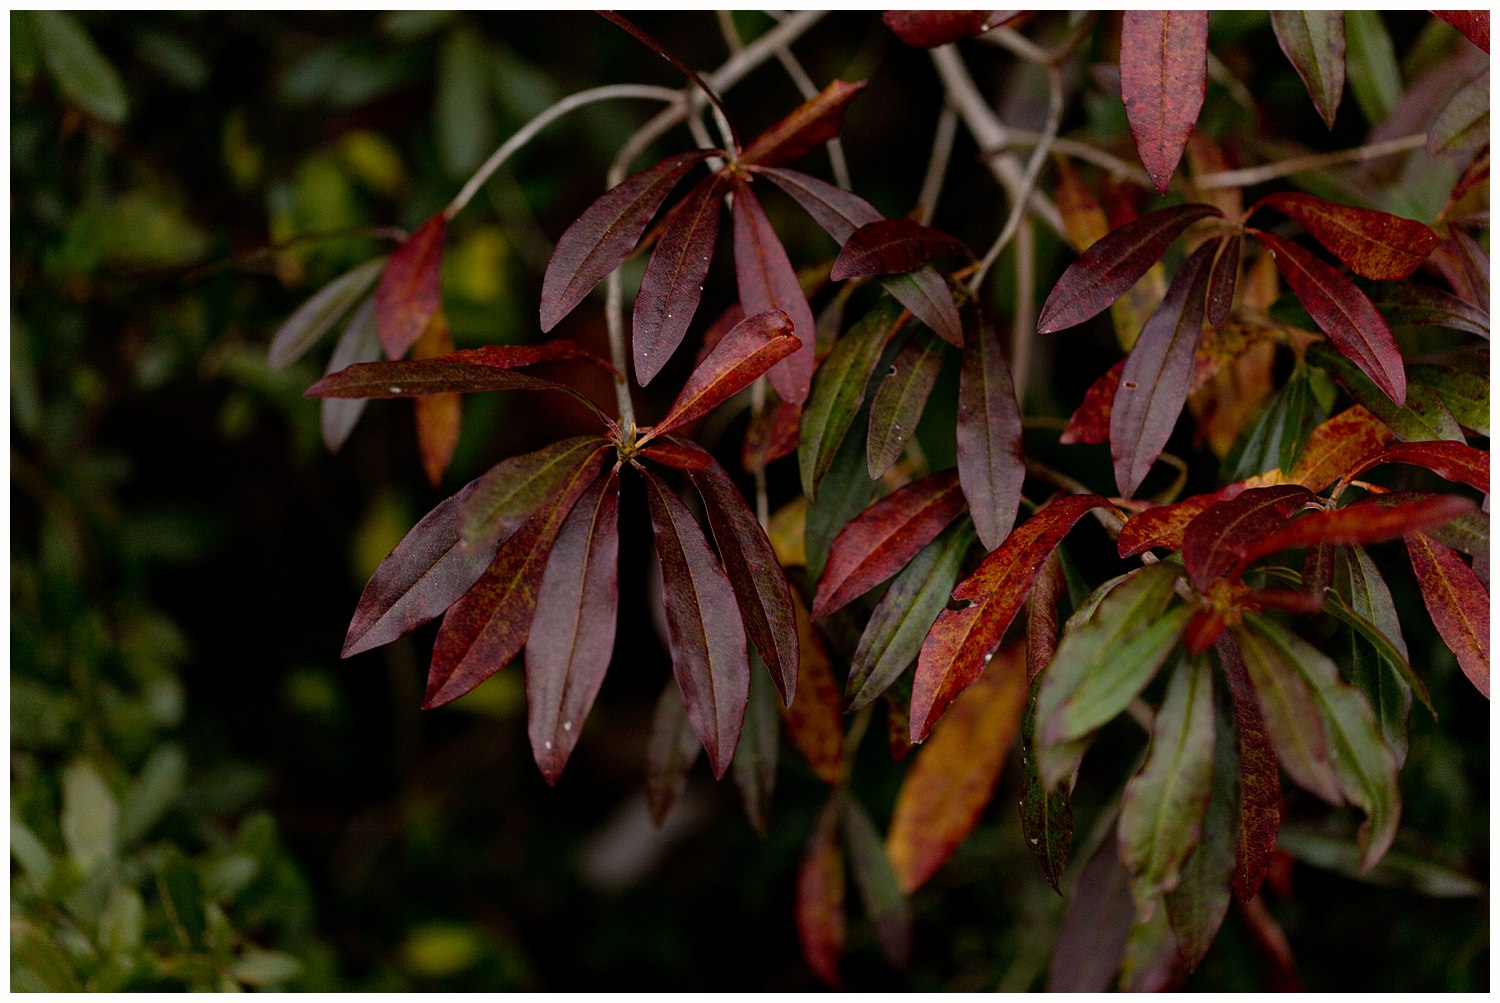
[956,315,1025,551]
[1406,532,1490,698]
[830,219,970,281]
[1035,566,1192,790]
[1119,655,1216,915]
[1119,900,1191,992]
[1037,204,1222,333]
[1279,823,1485,897]
[813,469,965,619]
[306,355,572,401]
[321,293,383,452]
[268,257,387,370]
[1181,484,1316,590]
[1376,283,1490,338]
[739,79,866,168]
[731,176,817,404]
[651,309,800,437]
[1271,11,1347,128]
[1337,545,1414,767]
[376,214,446,359]
[1120,11,1210,193]
[410,312,461,485]
[887,643,1026,893]
[1205,235,1240,327]
[844,798,913,969]
[1231,620,1342,805]
[796,796,846,988]
[1234,493,1476,577]
[799,297,903,498]
[1449,228,1490,308]
[732,658,780,835]
[780,593,845,784]
[1433,10,1490,51]
[1343,440,1490,494]
[459,436,610,547]
[424,456,607,708]
[1112,242,1215,497]
[525,471,620,784]
[1257,192,1439,281]
[847,524,974,713]
[883,270,963,348]
[687,453,800,705]
[1427,68,1489,162]
[1213,635,1281,902]
[643,468,752,778]
[868,332,945,479]
[633,174,727,385]
[1345,11,1401,126]
[1257,231,1406,405]
[882,10,998,47]
[450,341,618,374]
[1047,823,1136,992]
[34,11,127,123]
[1286,405,1396,492]
[1020,670,1074,892]
[1164,694,1238,970]
[541,150,714,334]
[646,681,702,826]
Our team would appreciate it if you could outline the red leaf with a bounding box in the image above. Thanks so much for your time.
[1214,635,1281,902]
[731,177,818,404]
[1287,406,1396,492]
[1111,241,1215,498]
[1406,532,1490,697]
[449,340,617,376]
[742,399,801,474]
[541,151,713,333]
[633,174,727,386]
[306,356,566,399]
[687,453,801,705]
[882,10,996,47]
[739,79,867,168]
[411,313,460,485]
[1271,11,1346,129]
[953,494,1115,602]
[1344,440,1490,494]
[957,316,1026,551]
[637,440,712,470]
[1433,10,1490,52]
[829,218,970,281]
[1182,485,1317,590]
[812,470,966,619]
[796,797,845,989]
[1037,204,1222,333]
[1257,231,1407,405]
[1236,494,1476,576]
[1117,485,1241,558]
[643,468,751,779]
[1059,359,1125,445]
[651,309,800,437]
[1257,192,1440,281]
[525,472,620,784]
[781,592,845,784]
[425,454,607,708]
[1205,235,1240,326]
[376,213,446,359]
[1120,11,1209,194]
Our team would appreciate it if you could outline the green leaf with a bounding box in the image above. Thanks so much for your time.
[1344,12,1400,125]
[435,26,494,176]
[156,844,205,946]
[232,950,303,988]
[35,11,127,123]
[61,761,118,872]
[1336,545,1414,767]
[1408,364,1489,436]
[867,331,945,480]
[842,797,912,969]
[1277,824,1485,898]
[1120,656,1216,917]
[1271,11,1347,128]
[805,410,878,587]
[118,744,186,845]
[800,297,902,498]
[12,12,38,85]
[1164,696,1238,971]
[10,819,53,892]
[98,886,145,955]
[1309,341,1464,443]
[1428,68,1489,162]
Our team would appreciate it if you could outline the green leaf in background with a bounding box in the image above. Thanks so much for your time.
[156,845,206,947]
[866,331,945,480]
[436,25,495,176]
[805,410,878,587]
[118,744,187,845]
[12,11,39,85]
[61,761,119,872]
[1409,363,1489,436]
[1344,11,1400,125]
[1428,68,1489,162]
[1277,824,1485,898]
[35,11,128,123]
[1164,692,1237,970]
[842,797,912,970]
[1309,342,1465,443]
[232,949,304,988]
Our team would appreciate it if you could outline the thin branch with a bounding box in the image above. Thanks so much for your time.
[1195,133,1427,191]
[989,132,1153,187]
[1025,459,1126,537]
[1010,215,1036,405]
[716,9,743,53]
[916,103,958,225]
[598,11,742,154]
[769,38,853,190]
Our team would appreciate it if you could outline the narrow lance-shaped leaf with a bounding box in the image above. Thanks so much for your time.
[796,796,846,989]
[1213,634,1281,902]
[886,644,1027,893]
[376,214,446,359]
[1337,545,1414,767]
[882,10,995,47]
[643,468,751,779]
[1271,11,1346,128]
[957,315,1025,551]
[1233,493,1476,577]
[34,11,127,123]
[1020,671,1074,892]
[1118,485,1240,558]
[780,592,845,782]
[805,410,879,586]
[687,452,800,705]
[650,309,799,437]
[425,452,607,708]
[813,469,965,619]
[1060,359,1124,445]
[269,257,387,370]
[541,150,714,332]
[1182,485,1316,590]
[524,472,620,785]
[1345,11,1400,128]
[1112,241,1215,498]
[738,79,867,168]
[732,656,780,835]
[411,312,460,485]
[1047,822,1137,992]
[633,174,726,385]
[321,293,382,452]
[1406,532,1489,698]
[1376,283,1490,339]
[731,176,817,404]
[1205,235,1240,327]
[306,356,582,407]
[1257,231,1406,405]
[1287,405,1395,492]
[954,494,1114,602]
[1428,68,1489,162]
[1433,11,1490,52]
[799,297,903,498]
[1119,892,1191,992]
[645,680,702,826]
[1308,341,1462,443]
[868,332,945,479]
[843,798,913,969]
[1119,655,1215,917]
[1037,204,1222,333]
[1408,362,1489,434]
[1164,693,1238,970]
[742,396,801,473]
[1342,440,1489,495]
[459,436,610,546]
[1257,192,1439,281]
[830,219,969,281]
[1120,11,1210,193]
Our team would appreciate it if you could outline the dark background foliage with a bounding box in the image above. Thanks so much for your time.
[10,11,1487,990]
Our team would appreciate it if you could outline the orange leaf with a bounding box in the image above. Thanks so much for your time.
[796,797,846,988]
[1288,406,1396,491]
[780,593,844,784]
[411,312,460,486]
[1406,532,1490,697]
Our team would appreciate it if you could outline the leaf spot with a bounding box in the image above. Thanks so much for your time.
[1123,380,1139,390]
[562,720,573,732]
[389,386,402,393]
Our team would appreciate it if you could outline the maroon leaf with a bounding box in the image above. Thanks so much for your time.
[796,796,846,989]
[1120,11,1210,194]
[525,472,620,784]
[1257,192,1440,281]
[884,269,964,347]
[1111,242,1215,498]
[459,436,612,546]
[1344,440,1490,494]
[742,398,802,474]
[650,309,800,438]
[541,151,714,333]
[1406,532,1490,697]
[1060,360,1125,445]
[306,356,566,399]
[1256,230,1407,405]
[957,316,1026,551]
[643,468,751,779]
[376,213,446,359]
[1205,235,1240,326]
[633,174,727,386]
[1376,283,1490,339]
[1117,486,1239,558]
[1233,493,1476,576]
[739,79,867,168]
[447,340,615,375]
[638,440,712,471]
[1215,635,1281,902]
[1433,10,1490,52]
[687,453,801,706]
[1047,826,1136,991]
[882,10,996,47]
[1271,11,1346,129]
[732,176,818,404]
[1182,485,1317,590]
[1037,204,1222,333]
[424,452,608,708]
[829,219,970,282]
[812,470,966,619]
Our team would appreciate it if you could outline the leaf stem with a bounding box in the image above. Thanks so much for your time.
[1193,133,1427,191]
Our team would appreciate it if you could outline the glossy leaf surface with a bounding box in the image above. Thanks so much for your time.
[653,309,799,436]
[1258,192,1439,280]
[1406,532,1490,698]
[1182,485,1315,590]
[1120,11,1210,193]
[376,213,446,359]
[1433,10,1490,51]
[829,218,969,281]
[1271,11,1346,128]
[1287,405,1396,492]
[882,10,995,47]
[731,176,817,404]
[633,174,726,385]
[739,79,866,168]
[956,315,1025,551]
[306,356,567,400]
